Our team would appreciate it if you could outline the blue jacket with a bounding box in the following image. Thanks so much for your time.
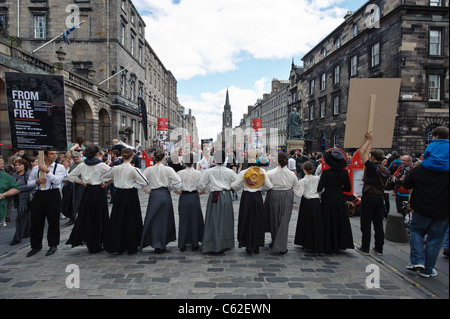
[422,139,449,172]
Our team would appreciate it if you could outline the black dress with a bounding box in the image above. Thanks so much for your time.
[317,168,354,254]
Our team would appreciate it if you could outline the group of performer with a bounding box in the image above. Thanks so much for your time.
[21,145,354,258]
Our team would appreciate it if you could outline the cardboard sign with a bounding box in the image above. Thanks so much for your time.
[5,72,68,151]
[344,78,401,149]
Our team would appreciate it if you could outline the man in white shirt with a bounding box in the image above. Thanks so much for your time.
[288,150,297,177]
[26,150,67,257]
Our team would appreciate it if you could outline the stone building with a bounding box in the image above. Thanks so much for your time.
[299,0,449,155]
[0,0,197,150]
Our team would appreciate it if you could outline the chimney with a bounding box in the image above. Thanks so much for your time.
[344,11,354,20]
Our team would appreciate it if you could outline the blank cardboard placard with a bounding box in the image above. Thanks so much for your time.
[344,78,401,149]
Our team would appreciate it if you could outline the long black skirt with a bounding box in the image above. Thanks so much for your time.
[140,188,176,251]
[238,191,264,251]
[322,191,354,254]
[104,188,143,254]
[178,192,204,249]
[294,197,324,254]
[66,185,109,254]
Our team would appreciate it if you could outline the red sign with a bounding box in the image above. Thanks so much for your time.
[253,119,262,131]
[158,118,168,131]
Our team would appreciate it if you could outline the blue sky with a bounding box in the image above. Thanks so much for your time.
[134,0,368,140]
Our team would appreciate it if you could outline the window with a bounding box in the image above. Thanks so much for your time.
[321,48,327,60]
[334,65,340,84]
[425,124,439,145]
[332,132,340,148]
[0,13,6,31]
[138,43,143,63]
[121,0,126,11]
[34,15,46,39]
[309,79,315,95]
[350,55,358,77]
[320,100,326,118]
[120,23,126,45]
[429,29,442,56]
[335,37,341,50]
[333,95,340,115]
[428,75,441,101]
[371,42,380,67]
[320,73,326,91]
[430,0,442,6]
[352,24,358,38]
[309,103,315,120]
[130,34,135,55]
[120,72,126,96]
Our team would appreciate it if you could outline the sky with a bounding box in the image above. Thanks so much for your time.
[133,0,368,141]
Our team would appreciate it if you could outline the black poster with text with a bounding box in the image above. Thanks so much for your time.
[5,72,68,151]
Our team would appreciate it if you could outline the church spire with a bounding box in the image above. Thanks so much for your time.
[222,88,232,131]
[224,88,231,110]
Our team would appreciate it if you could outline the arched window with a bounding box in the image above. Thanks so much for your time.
[319,133,326,153]
[332,131,340,148]
[425,124,439,146]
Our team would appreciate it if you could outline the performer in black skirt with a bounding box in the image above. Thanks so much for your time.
[198,150,237,254]
[141,150,182,254]
[318,149,354,254]
[294,162,324,256]
[175,152,205,252]
[66,145,112,254]
[231,164,273,255]
[264,152,302,254]
[101,148,148,255]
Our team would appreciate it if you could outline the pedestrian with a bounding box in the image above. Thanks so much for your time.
[404,126,449,277]
[175,152,205,252]
[62,151,84,227]
[10,159,37,245]
[294,161,324,256]
[381,157,391,218]
[231,164,273,255]
[356,131,390,256]
[393,155,413,216]
[197,150,211,173]
[287,149,297,177]
[140,149,182,254]
[101,148,148,255]
[318,148,354,254]
[66,145,112,254]
[108,149,123,205]
[69,136,86,155]
[26,150,66,257]
[0,170,20,225]
[4,155,20,223]
[421,126,449,173]
[198,150,237,254]
[264,152,301,255]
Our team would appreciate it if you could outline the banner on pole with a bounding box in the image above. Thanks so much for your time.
[5,72,68,151]
[138,97,148,141]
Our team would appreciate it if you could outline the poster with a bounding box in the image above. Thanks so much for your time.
[5,72,67,151]
[344,78,401,149]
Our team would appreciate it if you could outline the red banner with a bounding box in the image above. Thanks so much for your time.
[253,119,262,131]
[158,118,168,131]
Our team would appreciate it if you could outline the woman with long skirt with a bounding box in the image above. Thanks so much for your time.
[66,145,112,254]
[318,149,354,254]
[231,164,273,255]
[175,152,205,252]
[198,150,237,254]
[294,162,324,256]
[264,152,301,254]
[101,148,148,255]
[140,150,182,254]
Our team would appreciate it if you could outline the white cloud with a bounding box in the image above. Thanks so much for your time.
[135,0,348,80]
[179,77,268,140]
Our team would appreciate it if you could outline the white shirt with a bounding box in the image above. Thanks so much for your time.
[266,166,302,196]
[28,161,66,190]
[198,165,237,192]
[101,163,148,189]
[177,167,203,192]
[143,164,182,190]
[288,158,296,171]
[231,167,273,193]
[67,162,111,186]
[197,157,211,173]
[296,174,320,199]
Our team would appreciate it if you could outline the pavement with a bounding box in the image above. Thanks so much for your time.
[0,189,448,301]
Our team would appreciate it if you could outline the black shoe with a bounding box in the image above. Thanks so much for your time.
[180,246,186,252]
[10,240,20,246]
[46,246,57,256]
[26,248,41,257]
[192,245,200,251]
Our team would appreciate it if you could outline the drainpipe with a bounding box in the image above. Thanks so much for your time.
[17,0,20,37]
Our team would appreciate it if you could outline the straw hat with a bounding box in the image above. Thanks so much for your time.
[244,166,265,189]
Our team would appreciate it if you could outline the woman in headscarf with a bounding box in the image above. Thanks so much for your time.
[264,152,301,254]
[66,145,112,254]
[140,150,182,254]
[318,149,354,254]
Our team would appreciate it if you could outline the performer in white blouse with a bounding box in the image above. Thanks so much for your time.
[197,150,212,173]
[231,164,273,255]
[66,145,112,254]
[264,152,302,254]
[140,149,182,254]
[175,152,205,252]
[198,150,237,254]
[294,161,324,256]
[101,148,148,255]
